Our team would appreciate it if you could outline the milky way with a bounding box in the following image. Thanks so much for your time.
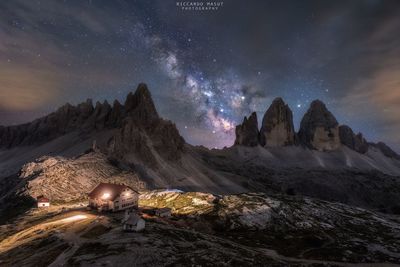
[0,0,400,150]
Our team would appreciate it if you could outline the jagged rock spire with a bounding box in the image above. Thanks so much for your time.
[234,112,259,146]
[298,100,340,151]
[339,125,368,153]
[0,83,162,148]
[124,83,159,124]
[259,97,295,147]
[107,100,124,127]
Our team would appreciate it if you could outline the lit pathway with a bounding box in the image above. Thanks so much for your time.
[0,212,95,254]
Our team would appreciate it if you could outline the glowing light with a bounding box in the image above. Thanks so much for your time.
[102,192,110,199]
[61,214,88,222]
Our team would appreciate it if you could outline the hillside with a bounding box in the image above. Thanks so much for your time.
[1,84,400,217]
[0,84,400,266]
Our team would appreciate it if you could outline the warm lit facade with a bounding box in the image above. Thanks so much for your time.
[88,183,139,212]
[37,195,50,208]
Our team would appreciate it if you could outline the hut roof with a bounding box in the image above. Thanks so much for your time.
[37,195,50,202]
[88,183,138,201]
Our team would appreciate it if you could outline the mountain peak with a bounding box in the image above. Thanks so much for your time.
[271,97,285,105]
[339,125,368,153]
[298,100,340,151]
[0,83,163,148]
[234,112,259,146]
[310,99,326,108]
[136,82,151,96]
[260,97,295,147]
[124,83,159,123]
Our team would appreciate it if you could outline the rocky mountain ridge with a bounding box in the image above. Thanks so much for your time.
[0,84,185,165]
[0,83,184,154]
[1,84,400,218]
[1,84,398,160]
[260,97,296,147]
[235,97,400,159]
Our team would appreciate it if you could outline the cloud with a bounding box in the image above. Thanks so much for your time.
[0,64,60,111]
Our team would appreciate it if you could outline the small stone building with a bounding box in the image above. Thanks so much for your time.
[88,183,139,212]
[37,195,50,208]
[123,210,145,232]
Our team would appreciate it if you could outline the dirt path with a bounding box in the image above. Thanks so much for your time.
[0,212,96,254]
[48,215,110,266]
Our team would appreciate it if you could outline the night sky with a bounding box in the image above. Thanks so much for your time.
[1,0,400,150]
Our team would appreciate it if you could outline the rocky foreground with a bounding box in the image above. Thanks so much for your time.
[1,191,399,266]
[140,191,400,263]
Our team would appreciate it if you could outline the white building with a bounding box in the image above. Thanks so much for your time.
[88,183,139,212]
[123,210,145,232]
[37,195,50,208]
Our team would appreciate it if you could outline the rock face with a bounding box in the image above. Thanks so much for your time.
[339,125,368,153]
[259,98,295,147]
[0,83,185,162]
[0,99,106,148]
[234,112,259,146]
[124,83,159,125]
[108,84,185,163]
[108,100,124,127]
[232,98,400,158]
[298,100,340,151]
[19,152,146,202]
